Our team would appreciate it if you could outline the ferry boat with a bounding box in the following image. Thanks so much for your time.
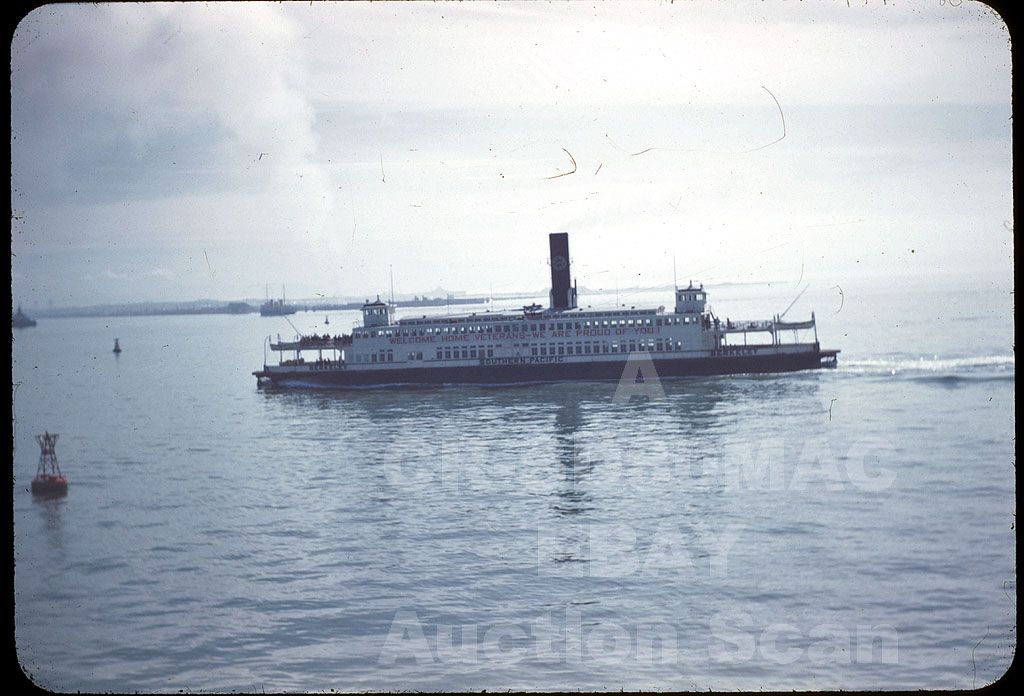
[253,233,838,389]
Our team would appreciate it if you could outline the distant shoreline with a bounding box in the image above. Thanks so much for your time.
[26,296,491,319]
[19,280,783,320]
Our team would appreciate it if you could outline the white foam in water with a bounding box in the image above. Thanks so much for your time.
[840,354,1015,375]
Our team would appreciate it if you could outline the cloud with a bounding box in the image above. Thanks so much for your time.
[12,3,342,256]
[9,2,1013,306]
[288,1,1010,110]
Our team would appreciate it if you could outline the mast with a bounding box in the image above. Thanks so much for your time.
[35,431,61,477]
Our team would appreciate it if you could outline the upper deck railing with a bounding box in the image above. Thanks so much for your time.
[271,333,352,351]
[270,315,816,351]
[718,318,816,333]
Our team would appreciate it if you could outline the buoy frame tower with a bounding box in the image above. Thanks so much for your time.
[31,431,68,497]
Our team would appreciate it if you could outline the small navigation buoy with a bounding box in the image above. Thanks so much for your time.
[113,338,122,354]
[32,431,68,498]
[324,315,330,325]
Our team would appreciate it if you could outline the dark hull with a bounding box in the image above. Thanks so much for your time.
[256,350,838,389]
[31,476,68,497]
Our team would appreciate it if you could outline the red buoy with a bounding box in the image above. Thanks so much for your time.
[32,431,68,497]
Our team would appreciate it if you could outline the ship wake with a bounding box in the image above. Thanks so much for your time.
[838,354,1015,384]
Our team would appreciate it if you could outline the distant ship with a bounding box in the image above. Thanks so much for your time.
[260,285,297,317]
[260,299,297,317]
[12,305,36,328]
[254,232,838,389]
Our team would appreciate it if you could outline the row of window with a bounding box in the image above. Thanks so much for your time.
[356,315,699,339]
[351,349,394,364]
[531,338,683,356]
[349,336,692,364]
[436,346,496,361]
[424,339,688,362]
[400,309,658,327]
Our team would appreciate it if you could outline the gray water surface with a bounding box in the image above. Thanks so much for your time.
[13,276,1015,691]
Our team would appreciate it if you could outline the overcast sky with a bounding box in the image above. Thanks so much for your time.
[10,1,1012,306]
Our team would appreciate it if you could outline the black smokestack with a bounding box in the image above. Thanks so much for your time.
[549,232,573,310]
